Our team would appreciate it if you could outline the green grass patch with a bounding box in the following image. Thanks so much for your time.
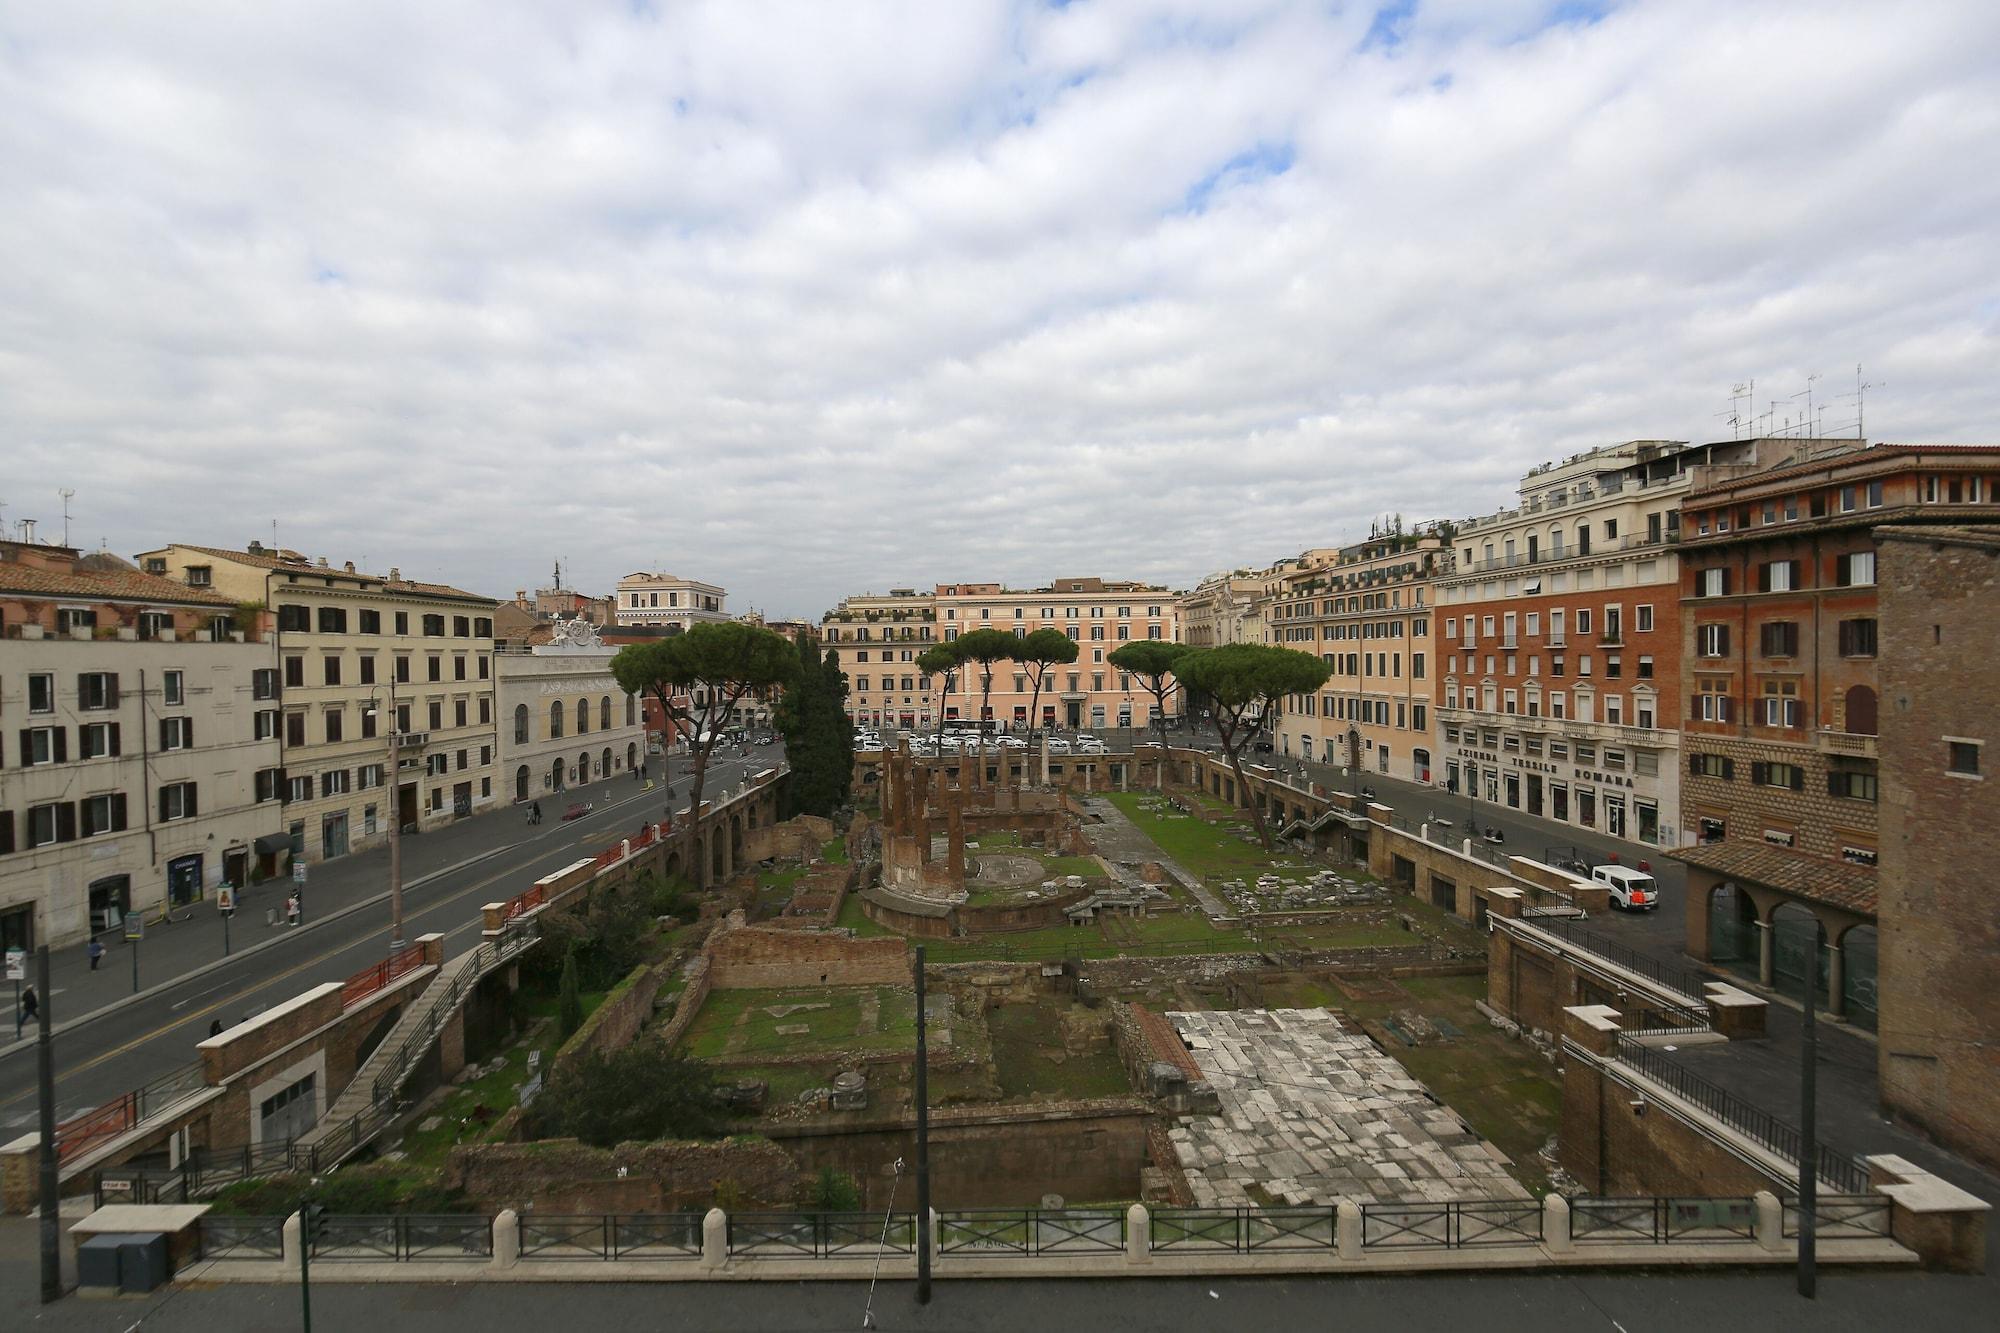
[821,835,849,864]
[677,985,917,1062]
[1106,791,1305,882]
[835,892,894,937]
[987,1004,1132,1101]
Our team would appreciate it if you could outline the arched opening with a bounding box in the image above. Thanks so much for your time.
[1844,684,1878,736]
[710,834,725,880]
[1770,902,1829,1006]
[549,701,564,739]
[664,849,682,880]
[1836,922,1879,1029]
[578,749,592,784]
[1706,881,1757,965]
[549,756,565,791]
[625,694,637,727]
[513,704,529,745]
[514,765,529,802]
[575,698,589,735]
[626,741,637,772]
[600,696,612,731]
[602,745,613,777]
[731,813,744,864]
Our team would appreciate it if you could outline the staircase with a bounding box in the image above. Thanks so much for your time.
[299,930,539,1168]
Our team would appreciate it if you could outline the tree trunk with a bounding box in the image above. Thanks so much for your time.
[1022,678,1045,789]
[1218,716,1274,850]
[685,742,712,888]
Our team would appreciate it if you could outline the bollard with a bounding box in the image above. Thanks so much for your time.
[1542,1194,1572,1254]
[701,1207,728,1270]
[281,1210,303,1268]
[928,1207,941,1268]
[1754,1190,1784,1252]
[1125,1204,1151,1265]
[1336,1198,1362,1260]
[492,1209,520,1268]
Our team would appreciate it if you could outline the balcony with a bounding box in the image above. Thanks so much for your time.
[1545,636,1567,649]
[395,731,429,750]
[1598,631,1624,647]
[1816,730,1879,759]
[1499,637,1519,651]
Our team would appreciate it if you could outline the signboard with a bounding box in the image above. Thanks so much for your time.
[125,914,144,941]
[217,886,237,914]
[3,948,24,982]
[292,862,307,886]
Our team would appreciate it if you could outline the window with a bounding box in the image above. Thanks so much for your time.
[395,611,409,635]
[285,712,307,747]
[454,615,471,637]
[1751,761,1805,791]
[429,701,443,730]
[277,603,311,632]
[1948,740,1983,777]
[1697,624,1730,658]
[28,673,56,713]
[27,802,77,848]
[1574,608,1591,636]
[1836,551,1876,587]
[1758,560,1800,593]
[77,792,126,842]
[1828,769,1878,802]
[255,710,279,741]
[160,670,184,707]
[455,699,468,728]
[324,708,343,743]
[187,565,212,587]
[322,768,351,796]
[358,654,376,686]
[395,655,411,683]
[427,656,442,682]
[317,606,347,633]
[1759,679,1802,728]
[159,716,194,751]
[255,768,282,803]
[78,672,119,710]
[454,655,467,681]
[359,609,381,634]
[323,655,342,686]
[1697,568,1729,597]
[1637,654,1654,679]
[1693,681,1732,723]
[81,721,120,758]
[288,775,314,803]
[284,656,305,689]
[253,668,279,699]
[423,614,445,637]
[1838,618,1878,657]
[1759,622,1799,657]
[158,781,198,821]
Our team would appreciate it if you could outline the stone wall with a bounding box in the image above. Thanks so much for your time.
[706,924,911,989]
[654,957,713,1051]
[742,813,835,866]
[1560,1051,1776,1197]
[549,955,681,1077]
[447,1137,804,1213]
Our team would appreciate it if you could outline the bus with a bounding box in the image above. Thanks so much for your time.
[941,718,1000,739]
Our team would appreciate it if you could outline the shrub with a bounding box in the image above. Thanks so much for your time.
[810,1167,861,1212]
[558,950,584,1038]
[530,1043,728,1147]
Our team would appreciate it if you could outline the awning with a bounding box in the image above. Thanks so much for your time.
[254,833,292,855]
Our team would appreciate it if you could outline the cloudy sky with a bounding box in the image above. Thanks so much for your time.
[3,1,1996,619]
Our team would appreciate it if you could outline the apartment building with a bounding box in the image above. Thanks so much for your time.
[0,541,282,950]
[1265,532,1444,782]
[1674,444,2000,1028]
[495,618,647,803]
[136,543,499,865]
[1434,439,1806,848]
[1177,571,1266,648]
[935,577,1178,732]
[820,590,938,730]
[613,572,728,630]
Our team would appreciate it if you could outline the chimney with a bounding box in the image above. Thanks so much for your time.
[247,540,264,555]
[344,561,355,574]
[517,589,528,602]
[390,567,401,581]
[316,556,329,568]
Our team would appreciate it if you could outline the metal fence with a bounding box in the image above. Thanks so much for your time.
[519,1212,705,1259]
[1609,1035,1871,1195]
[310,1214,492,1261]
[1150,1206,1336,1252]
[1571,1197,1757,1244]
[56,1060,207,1165]
[728,1211,919,1257]
[198,1215,286,1260]
[1361,1199,1544,1249]
[1782,1195,1893,1240]
[1541,918,1708,1002]
[937,1208,1126,1257]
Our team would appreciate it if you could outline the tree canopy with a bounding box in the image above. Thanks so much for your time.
[951,627,1017,737]
[1010,627,1078,743]
[1172,644,1331,847]
[917,642,964,746]
[1108,639,1188,783]
[776,638,854,818]
[530,1043,729,1147]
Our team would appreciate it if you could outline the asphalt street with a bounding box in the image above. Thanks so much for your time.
[0,740,785,1138]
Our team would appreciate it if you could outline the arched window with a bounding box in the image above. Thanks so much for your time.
[602,745,612,776]
[600,696,612,730]
[549,701,564,739]
[575,697,589,734]
[625,693,636,726]
[513,704,529,745]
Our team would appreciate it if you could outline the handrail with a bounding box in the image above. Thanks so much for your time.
[55,1060,206,1164]
[1537,917,1706,1002]
[340,942,429,1008]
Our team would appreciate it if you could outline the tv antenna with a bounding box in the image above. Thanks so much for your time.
[1842,364,1880,441]
[59,488,75,546]
[1719,380,1754,435]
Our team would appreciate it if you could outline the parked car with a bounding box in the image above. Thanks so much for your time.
[1045,738,1072,755]
[1593,864,1660,911]
[995,735,1027,749]
[753,732,776,745]
[1075,737,1108,754]
[561,801,593,821]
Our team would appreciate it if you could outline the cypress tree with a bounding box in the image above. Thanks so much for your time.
[777,639,854,818]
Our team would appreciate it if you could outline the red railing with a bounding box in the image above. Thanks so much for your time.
[55,1061,206,1165]
[500,883,546,924]
[340,942,428,1008]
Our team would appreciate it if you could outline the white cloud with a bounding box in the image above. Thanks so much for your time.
[2,0,1995,616]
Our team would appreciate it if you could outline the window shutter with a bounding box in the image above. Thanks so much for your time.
[1752,761,1767,785]
[1828,773,1842,797]
[184,717,194,748]
[1835,555,1850,587]
[107,675,120,708]
[16,731,26,766]
[1788,560,1802,589]
[56,801,77,843]
[161,719,172,750]
[109,723,121,756]
[1757,563,1771,592]
[1690,753,1702,775]
[159,787,171,823]
[112,793,128,831]
[0,812,13,855]
[1722,757,1735,781]
[186,783,197,817]
[54,727,67,763]
[1790,767,1804,792]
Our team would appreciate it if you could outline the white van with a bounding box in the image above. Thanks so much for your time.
[1592,864,1659,912]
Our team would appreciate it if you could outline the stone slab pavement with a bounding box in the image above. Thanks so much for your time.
[1078,795,1231,918]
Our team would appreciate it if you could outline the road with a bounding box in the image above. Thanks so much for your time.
[0,740,785,1138]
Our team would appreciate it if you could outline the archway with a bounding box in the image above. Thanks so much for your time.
[1835,922,1879,1029]
[602,745,613,778]
[1769,901,1828,1005]
[1706,881,1757,967]
[731,812,745,865]
[664,849,683,880]
[627,741,637,772]
[514,765,529,803]
[578,749,592,784]
[548,757,565,792]
[710,833,725,880]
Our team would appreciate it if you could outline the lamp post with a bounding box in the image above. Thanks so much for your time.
[366,678,405,951]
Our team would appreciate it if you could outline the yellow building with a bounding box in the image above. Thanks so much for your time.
[137,542,499,863]
[820,590,939,730]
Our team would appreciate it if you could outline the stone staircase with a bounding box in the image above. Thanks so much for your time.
[299,930,538,1167]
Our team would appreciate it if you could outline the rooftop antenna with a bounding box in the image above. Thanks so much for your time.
[1847,364,1879,441]
[59,488,75,546]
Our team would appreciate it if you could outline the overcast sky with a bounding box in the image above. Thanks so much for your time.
[3,1,1996,619]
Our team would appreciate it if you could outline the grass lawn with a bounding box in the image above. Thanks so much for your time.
[1252,922,1419,951]
[677,985,917,1062]
[987,1003,1132,1101]
[822,835,849,864]
[713,1062,840,1109]
[835,892,894,937]
[1105,791,1308,882]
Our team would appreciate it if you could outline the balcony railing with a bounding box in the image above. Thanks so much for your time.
[1815,730,1879,758]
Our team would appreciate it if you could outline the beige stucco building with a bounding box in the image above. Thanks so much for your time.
[820,590,939,730]
[1176,570,1266,648]
[1,540,283,950]
[136,543,499,865]
[495,618,648,804]
[613,572,728,630]
[1264,532,1446,783]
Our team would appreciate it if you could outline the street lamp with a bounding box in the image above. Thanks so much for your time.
[364,677,405,951]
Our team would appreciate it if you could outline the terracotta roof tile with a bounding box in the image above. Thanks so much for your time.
[1670,841,1877,917]
[0,561,235,608]
[154,544,494,603]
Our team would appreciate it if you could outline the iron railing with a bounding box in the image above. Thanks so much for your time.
[1540,918,1709,1002]
[1608,1035,1871,1195]
[1782,1194,1893,1239]
[727,1211,918,1257]
[340,942,429,1007]
[937,1208,1125,1257]
[1360,1200,1543,1249]
[519,1213,705,1259]
[310,1214,492,1261]
[1571,1197,1756,1244]
[197,1215,286,1260]
[1150,1207,1335,1251]
[55,1060,207,1164]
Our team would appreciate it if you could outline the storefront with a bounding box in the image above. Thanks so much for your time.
[166,854,204,907]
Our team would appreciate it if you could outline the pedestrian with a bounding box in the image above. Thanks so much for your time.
[285,893,300,928]
[530,799,542,825]
[16,984,36,1038]
[87,938,104,971]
